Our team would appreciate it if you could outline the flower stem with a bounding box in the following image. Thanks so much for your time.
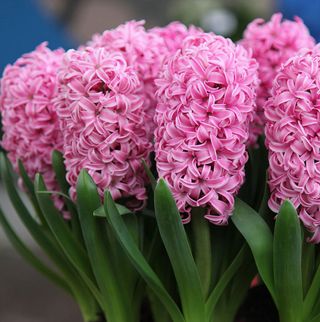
[191,207,212,299]
[71,285,100,322]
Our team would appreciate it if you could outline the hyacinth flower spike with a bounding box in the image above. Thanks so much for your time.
[51,46,161,321]
[0,43,149,322]
[241,12,315,144]
[233,47,320,322]
[104,32,262,322]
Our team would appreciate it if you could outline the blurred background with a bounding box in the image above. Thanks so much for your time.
[0,0,320,321]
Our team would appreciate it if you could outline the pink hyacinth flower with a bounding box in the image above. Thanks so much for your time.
[149,21,203,55]
[56,47,152,209]
[0,42,65,212]
[88,20,168,136]
[155,33,259,224]
[265,46,320,243]
[242,13,315,144]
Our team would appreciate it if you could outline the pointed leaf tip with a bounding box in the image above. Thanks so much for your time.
[76,169,98,194]
[155,178,169,197]
[274,199,303,321]
[34,173,44,190]
[142,160,157,191]
[52,149,63,162]
[105,190,112,204]
[279,200,298,216]
[154,177,206,321]
[77,168,90,183]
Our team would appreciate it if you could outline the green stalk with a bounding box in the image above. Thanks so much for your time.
[205,245,247,321]
[51,150,84,243]
[274,201,303,322]
[154,180,206,322]
[18,160,47,227]
[191,207,212,298]
[211,304,235,322]
[301,239,315,297]
[70,280,100,322]
[210,226,228,290]
[303,260,320,320]
[310,296,320,322]
[148,288,172,322]
[310,313,320,322]
[104,191,185,322]
[76,170,134,322]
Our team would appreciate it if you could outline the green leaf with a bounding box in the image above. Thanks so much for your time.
[226,253,257,319]
[34,173,104,307]
[191,208,211,298]
[0,154,71,275]
[231,197,275,300]
[146,245,176,322]
[253,137,268,210]
[147,288,172,322]
[115,203,132,216]
[205,244,248,321]
[104,191,185,322]
[301,239,315,297]
[258,179,270,218]
[310,313,320,322]
[274,200,303,322]
[104,213,142,319]
[154,179,205,322]
[309,295,320,322]
[18,160,47,225]
[0,204,71,294]
[51,150,83,242]
[1,154,100,321]
[248,147,260,206]
[51,151,70,193]
[124,214,139,247]
[93,206,105,217]
[142,159,157,191]
[36,190,72,200]
[93,204,131,217]
[210,225,228,290]
[303,259,320,321]
[76,170,132,322]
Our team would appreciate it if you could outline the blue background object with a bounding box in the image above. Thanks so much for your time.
[0,0,74,73]
[278,0,320,41]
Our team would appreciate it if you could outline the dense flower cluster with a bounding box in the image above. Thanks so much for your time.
[56,47,152,208]
[265,47,320,243]
[242,13,315,141]
[88,20,168,135]
[0,42,65,210]
[88,20,165,81]
[155,33,259,224]
[149,21,202,55]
